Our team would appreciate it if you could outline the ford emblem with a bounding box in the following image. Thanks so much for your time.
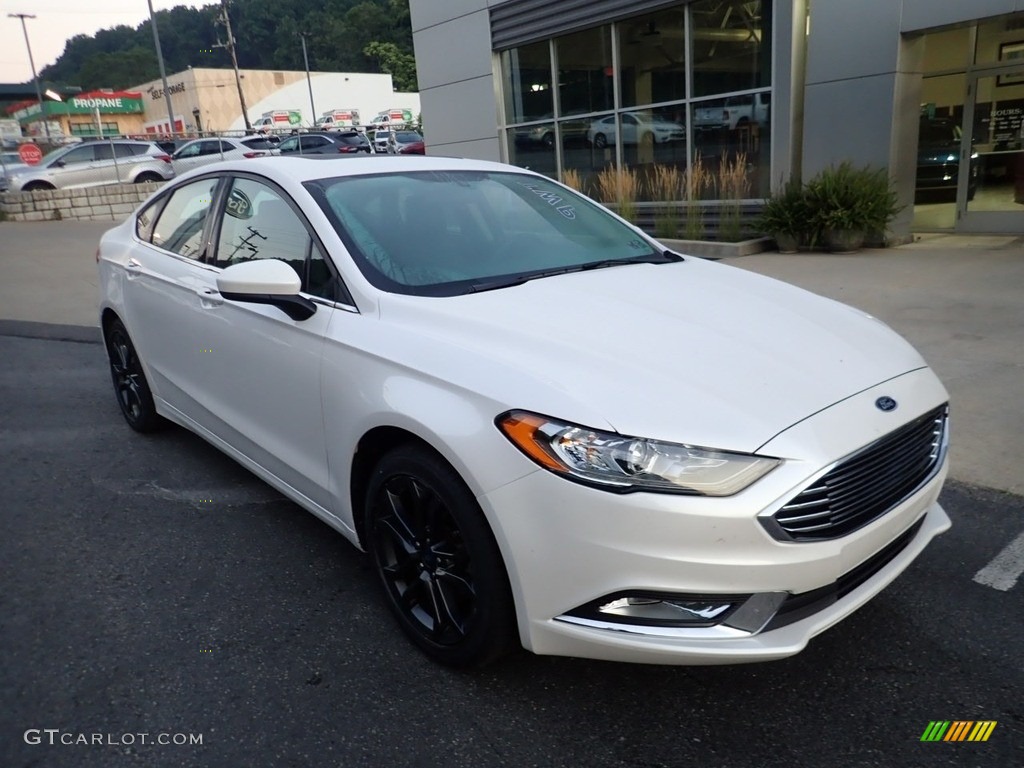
[875,396,898,412]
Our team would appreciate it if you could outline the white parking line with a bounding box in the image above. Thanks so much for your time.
[973,530,1024,591]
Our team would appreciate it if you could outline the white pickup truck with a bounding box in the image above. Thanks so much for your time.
[693,92,770,131]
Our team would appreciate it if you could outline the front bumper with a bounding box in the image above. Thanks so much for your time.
[478,368,950,664]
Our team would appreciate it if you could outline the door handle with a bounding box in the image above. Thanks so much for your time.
[125,258,143,279]
[196,286,223,308]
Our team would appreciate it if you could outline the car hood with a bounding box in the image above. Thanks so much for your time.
[377,257,928,454]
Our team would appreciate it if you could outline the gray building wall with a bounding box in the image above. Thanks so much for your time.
[410,1,499,160]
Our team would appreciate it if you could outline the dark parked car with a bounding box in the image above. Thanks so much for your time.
[916,118,977,201]
[277,131,371,155]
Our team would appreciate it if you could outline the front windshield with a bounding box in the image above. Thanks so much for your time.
[306,170,659,296]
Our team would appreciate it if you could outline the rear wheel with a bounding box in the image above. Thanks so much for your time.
[104,318,164,432]
[22,181,53,192]
[134,172,161,184]
[363,445,518,668]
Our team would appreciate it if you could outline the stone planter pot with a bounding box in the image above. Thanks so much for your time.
[823,228,865,253]
[773,232,799,253]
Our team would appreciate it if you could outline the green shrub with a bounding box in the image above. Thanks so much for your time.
[758,179,810,242]
[804,162,901,235]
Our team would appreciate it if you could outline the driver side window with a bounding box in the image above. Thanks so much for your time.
[213,178,335,300]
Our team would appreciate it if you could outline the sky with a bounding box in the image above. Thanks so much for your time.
[2,1,207,84]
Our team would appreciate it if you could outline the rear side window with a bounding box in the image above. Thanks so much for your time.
[241,138,275,151]
[151,177,220,259]
[58,146,96,165]
[114,143,147,158]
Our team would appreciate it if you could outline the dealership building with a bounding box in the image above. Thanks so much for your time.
[409,0,1024,238]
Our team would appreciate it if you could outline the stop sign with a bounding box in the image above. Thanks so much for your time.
[18,143,43,165]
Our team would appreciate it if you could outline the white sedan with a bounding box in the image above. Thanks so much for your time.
[97,156,951,667]
[588,112,686,148]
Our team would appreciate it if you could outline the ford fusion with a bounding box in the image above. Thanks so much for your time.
[97,156,950,667]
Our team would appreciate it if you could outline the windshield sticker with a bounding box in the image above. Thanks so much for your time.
[517,181,576,219]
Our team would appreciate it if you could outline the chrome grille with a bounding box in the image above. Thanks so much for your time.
[768,404,948,541]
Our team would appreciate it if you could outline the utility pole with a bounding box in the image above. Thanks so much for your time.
[299,33,316,128]
[214,0,251,132]
[8,13,50,141]
[147,0,177,137]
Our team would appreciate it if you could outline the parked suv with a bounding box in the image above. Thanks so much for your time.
[171,135,278,175]
[4,139,174,192]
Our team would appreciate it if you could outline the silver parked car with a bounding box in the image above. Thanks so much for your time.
[170,136,279,175]
[4,140,175,192]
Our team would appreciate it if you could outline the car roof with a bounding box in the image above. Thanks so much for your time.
[169,155,526,185]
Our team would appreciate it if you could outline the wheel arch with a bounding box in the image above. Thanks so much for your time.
[100,307,122,339]
[352,428,524,638]
[350,425,430,548]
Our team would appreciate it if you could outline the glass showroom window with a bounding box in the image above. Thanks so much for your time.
[691,0,771,97]
[619,8,687,109]
[689,0,772,199]
[499,0,773,201]
[501,40,553,124]
[556,26,614,117]
[503,39,556,178]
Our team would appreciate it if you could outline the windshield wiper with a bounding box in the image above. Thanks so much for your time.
[469,251,682,293]
[580,251,683,270]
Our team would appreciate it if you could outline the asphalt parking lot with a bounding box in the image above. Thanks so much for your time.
[1,221,1022,766]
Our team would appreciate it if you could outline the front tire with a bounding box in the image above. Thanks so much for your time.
[364,445,518,668]
[593,133,608,149]
[104,318,164,432]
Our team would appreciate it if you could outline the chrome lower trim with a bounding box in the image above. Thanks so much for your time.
[554,591,788,639]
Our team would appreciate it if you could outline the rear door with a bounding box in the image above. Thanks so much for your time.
[120,175,225,414]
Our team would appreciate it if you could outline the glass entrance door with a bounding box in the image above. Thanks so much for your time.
[958,67,1024,232]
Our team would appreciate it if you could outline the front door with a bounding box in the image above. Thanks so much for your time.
[958,65,1024,232]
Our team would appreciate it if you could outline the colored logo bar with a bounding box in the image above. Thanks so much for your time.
[920,721,997,742]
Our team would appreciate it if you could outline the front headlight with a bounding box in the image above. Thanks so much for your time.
[497,411,780,496]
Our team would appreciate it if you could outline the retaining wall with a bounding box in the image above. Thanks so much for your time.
[0,182,163,222]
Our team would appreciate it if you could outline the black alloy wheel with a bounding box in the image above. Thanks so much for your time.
[105,318,164,432]
[593,133,608,148]
[135,172,161,183]
[364,446,517,668]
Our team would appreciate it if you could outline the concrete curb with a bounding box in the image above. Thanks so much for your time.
[0,319,101,345]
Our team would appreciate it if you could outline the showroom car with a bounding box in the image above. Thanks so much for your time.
[5,139,174,192]
[97,156,951,668]
[915,116,978,201]
[587,112,686,148]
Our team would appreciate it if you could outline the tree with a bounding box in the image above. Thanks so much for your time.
[364,42,417,92]
[36,0,417,92]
